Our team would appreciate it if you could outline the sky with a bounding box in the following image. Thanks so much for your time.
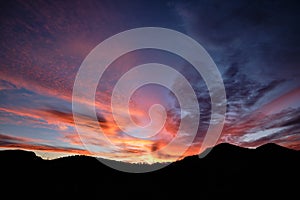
[0,0,300,164]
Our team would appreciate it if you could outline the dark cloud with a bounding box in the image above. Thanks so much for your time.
[0,80,18,91]
[223,65,284,111]
[0,134,29,145]
[166,1,300,151]
[229,108,300,149]
[0,133,91,155]
[44,108,108,127]
[175,0,300,82]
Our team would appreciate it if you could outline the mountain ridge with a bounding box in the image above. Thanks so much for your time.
[0,142,298,166]
[1,143,299,197]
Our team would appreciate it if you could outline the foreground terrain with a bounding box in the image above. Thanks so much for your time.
[1,143,299,197]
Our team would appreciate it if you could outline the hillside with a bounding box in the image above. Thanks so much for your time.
[0,143,299,197]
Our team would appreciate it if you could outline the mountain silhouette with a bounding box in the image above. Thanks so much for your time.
[1,143,299,198]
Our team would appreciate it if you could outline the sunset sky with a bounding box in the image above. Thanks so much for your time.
[0,0,300,163]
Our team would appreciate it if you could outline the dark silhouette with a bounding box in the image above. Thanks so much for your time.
[1,143,299,197]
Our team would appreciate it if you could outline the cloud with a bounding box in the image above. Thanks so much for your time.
[0,134,45,144]
[175,0,300,82]
[0,80,18,91]
[0,133,91,157]
[220,104,300,148]
[0,141,91,156]
[0,98,188,162]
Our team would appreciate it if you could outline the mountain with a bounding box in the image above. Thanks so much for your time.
[1,143,299,198]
